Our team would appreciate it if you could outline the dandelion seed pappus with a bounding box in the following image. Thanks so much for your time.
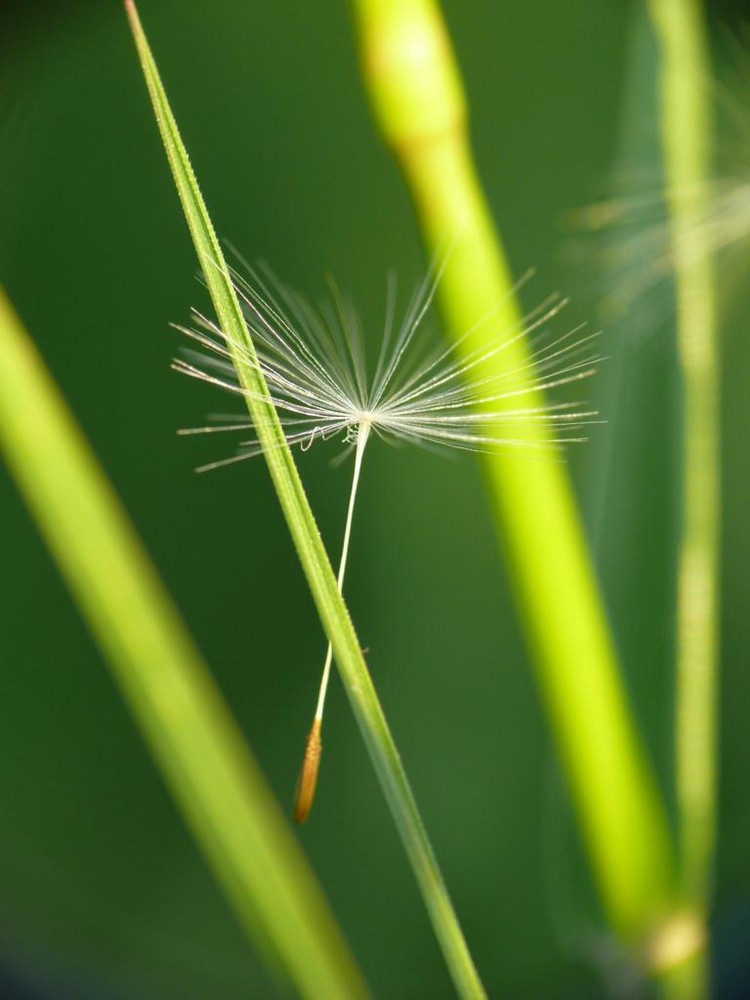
[173,255,602,821]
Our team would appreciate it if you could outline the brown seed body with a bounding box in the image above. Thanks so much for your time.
[293,718,322,824]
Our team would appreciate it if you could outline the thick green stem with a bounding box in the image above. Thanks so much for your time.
[352,0,676,944]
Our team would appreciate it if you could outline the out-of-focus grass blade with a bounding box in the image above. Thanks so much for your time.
[123,2,486,996]
[0,287,368,1000]
[648,0,719,991]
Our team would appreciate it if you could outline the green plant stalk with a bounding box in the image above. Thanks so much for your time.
[649,0,718,912]
[0,288,366,1000]
[124,3,486,996]
[649,0,719,989]
[352,0,676,944]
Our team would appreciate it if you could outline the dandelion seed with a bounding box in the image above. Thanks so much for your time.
[173,258,602,822]
[570,178,737,328]
[568,45,750,326]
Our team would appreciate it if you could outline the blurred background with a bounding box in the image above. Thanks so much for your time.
[1,0,748,996]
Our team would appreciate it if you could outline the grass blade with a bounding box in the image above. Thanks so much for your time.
[0,287,367,999]
[648,0,719,989]
[123,3,486,996]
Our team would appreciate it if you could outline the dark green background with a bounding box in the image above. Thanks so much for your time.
[1,1,748,996]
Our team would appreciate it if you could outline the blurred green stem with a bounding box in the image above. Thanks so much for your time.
[352,0,676,945]
[0,288,367,1000]
[649,0,719,991]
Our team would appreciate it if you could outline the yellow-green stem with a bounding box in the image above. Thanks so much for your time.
[649,0,719,991]
[0,288,367,1000]
[352,0,676,944]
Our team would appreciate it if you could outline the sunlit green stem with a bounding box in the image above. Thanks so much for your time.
[352,0,676,945]
[648,0,719,993]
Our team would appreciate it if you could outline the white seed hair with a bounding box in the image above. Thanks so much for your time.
[172,260,602,472]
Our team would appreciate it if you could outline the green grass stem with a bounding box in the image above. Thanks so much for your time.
[352,0,676,945]
[648,0,719,992]
[0,287,367,1000]
[649,0,719,912]
[124,3,486,996]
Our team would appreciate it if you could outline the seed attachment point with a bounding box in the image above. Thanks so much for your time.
[293,718,323,824]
